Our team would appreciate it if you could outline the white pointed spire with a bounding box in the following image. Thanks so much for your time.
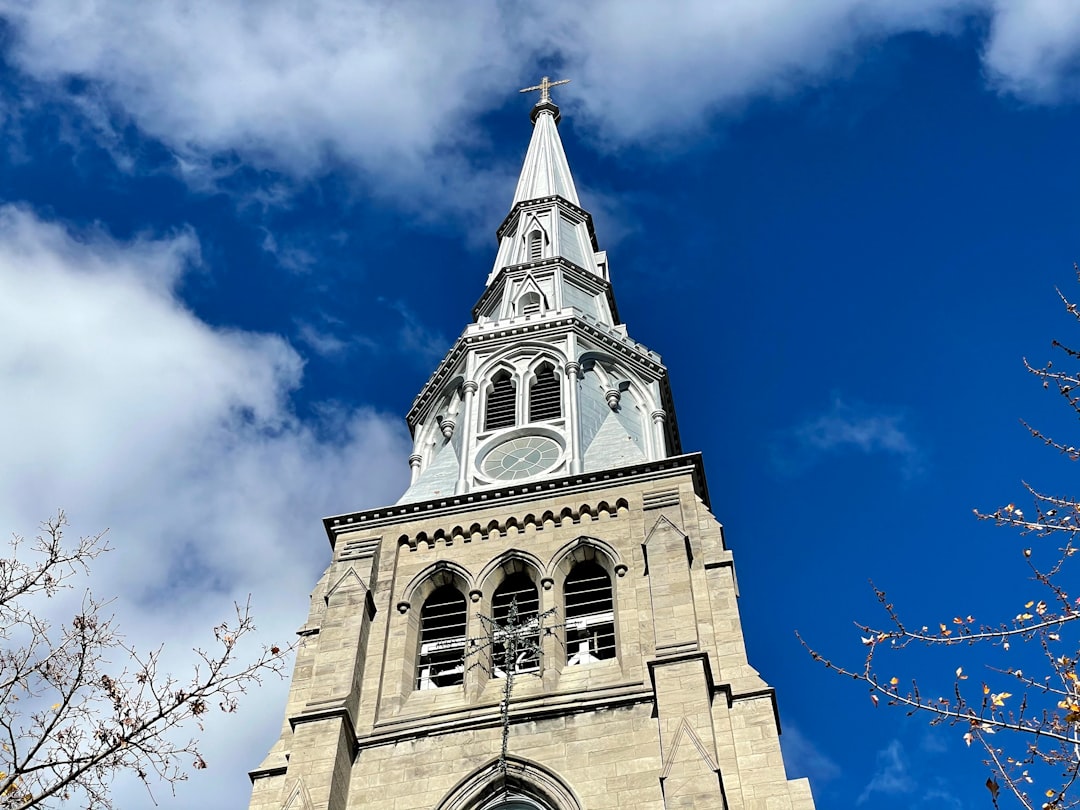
[512,78,580,206]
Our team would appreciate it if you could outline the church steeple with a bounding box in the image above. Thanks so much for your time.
[399,86,681,504]
[512,78,579,207]
[247,81,817,810]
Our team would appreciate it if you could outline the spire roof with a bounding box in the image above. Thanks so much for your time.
[511,79,580,207]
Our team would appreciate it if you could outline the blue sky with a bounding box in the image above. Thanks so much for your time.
[2,2,1080,808]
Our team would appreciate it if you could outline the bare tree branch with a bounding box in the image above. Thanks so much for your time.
[804,266,1080,810]
[0,513,292,809]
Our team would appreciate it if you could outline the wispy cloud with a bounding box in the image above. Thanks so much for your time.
[294,311,379,361]
[261,230,317,274]
[919,786,965,809]
[859,739,913,804]
[381,298,450,366]
[774,397,923,478]
[295,321,349,358]
[781,725,841,785]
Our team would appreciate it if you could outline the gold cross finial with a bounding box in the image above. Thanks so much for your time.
[519,76,570,104]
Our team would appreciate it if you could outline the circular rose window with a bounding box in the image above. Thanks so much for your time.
[481,434,562,481]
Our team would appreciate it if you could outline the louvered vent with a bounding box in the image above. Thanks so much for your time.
[484,373,516,431]
[416,585,467,689]
[518,291,542,316]
[529,364,561,422]
[527,230,543,261]
[565,562,616,664]
[492,572,540,675]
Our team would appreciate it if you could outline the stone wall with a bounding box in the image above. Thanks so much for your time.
[248,463,815,810]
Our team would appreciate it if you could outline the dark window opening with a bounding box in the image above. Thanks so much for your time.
[485,372,516,431]
[417,585,467,689]
[492,572,540,676]
[518,291,542,316]
[528,363,561,422]
[564,561,615,664]
[527,230,543,261]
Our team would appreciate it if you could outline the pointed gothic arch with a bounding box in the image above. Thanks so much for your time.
[512,273,550,318]
[527,360,561,422]
[416,583,468,689]
[491,571,541,675]
[402,561,474,608]
[434,756,582,810]
[484,368,518,431]
[563,561,615,664]
[519,214,550,264]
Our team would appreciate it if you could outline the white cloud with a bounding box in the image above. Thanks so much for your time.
[0,205,412,808]
[983,0,1080,102]
[2,1,1080,210]
[858,739,914,804]
[775,397,923,477]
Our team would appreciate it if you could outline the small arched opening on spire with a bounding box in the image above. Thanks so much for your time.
[517,290,543,316]
[527,229,543,261]
[528,362,561,422]
[484,371,517,431]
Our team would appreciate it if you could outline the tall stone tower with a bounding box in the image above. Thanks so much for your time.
[248,81,816,810]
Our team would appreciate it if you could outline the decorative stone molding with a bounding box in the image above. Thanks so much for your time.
[397,498,630,551]
[439,419,456,440]
[462,380,479,395]
[469,589,483,604]
[434,755,583,810]
[396,601,411,614]
[604,388,621,410]
[408,454,423,485]
[614,563,628,578]
[541,576,555,591]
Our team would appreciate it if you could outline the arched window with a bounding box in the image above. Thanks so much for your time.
[492,572,540,676]
[527,230,543,261]
[564,561,615,664]
[417,585,467,689]
[484,371,516,431]
[528,362,561,422]
[517,291,542,316]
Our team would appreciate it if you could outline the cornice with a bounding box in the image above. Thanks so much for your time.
[322,452,711,546]
[473,256,618,325]
[495,194,599,253]
[357,683,653,750]
[405,309,664,428]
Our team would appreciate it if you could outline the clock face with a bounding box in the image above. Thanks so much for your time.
[482,434,561,481]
